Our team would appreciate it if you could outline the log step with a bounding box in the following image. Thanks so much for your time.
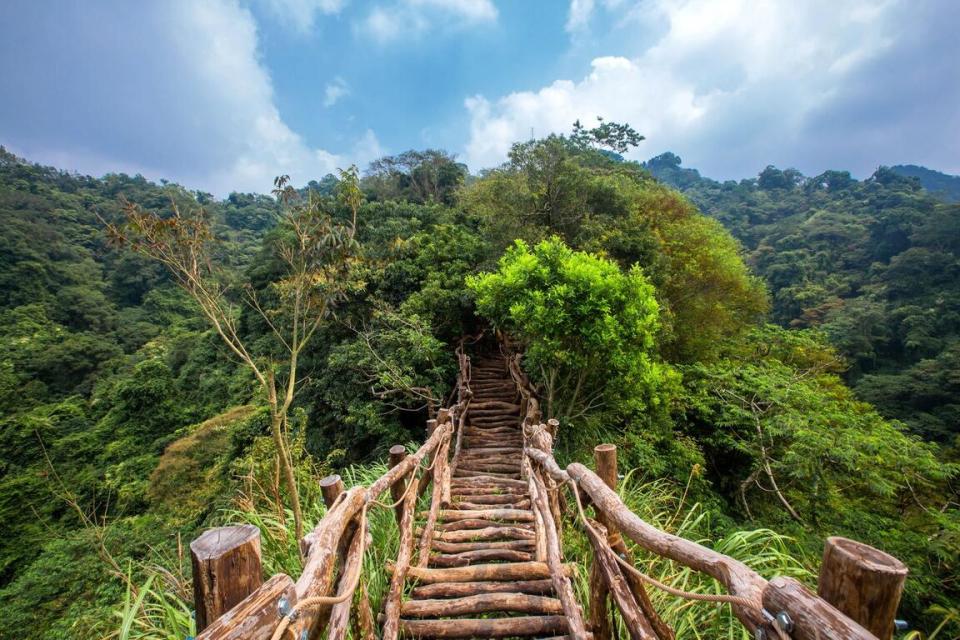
[436,509,533,523]
[399,615,569,638]
[403,561,572,584]
[420,525,536,542]
[411,579,555,599]
[429,548,534,567]
[430,539,535,554]
[401,593,563,617]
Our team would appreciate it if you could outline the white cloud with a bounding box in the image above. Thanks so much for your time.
[467,0,952,178]
[0,0,382,196]
[566,0,595,32]
[258,0,346,34]
[324,77,350,107]
[359,0,497,44]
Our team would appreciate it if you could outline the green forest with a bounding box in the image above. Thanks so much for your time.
[0,126,958,639]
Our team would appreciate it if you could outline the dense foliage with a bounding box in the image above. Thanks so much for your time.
[647,152,960,443]
[0,134,958,639]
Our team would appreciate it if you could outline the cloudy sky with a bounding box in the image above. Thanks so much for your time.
[1,0,957,195]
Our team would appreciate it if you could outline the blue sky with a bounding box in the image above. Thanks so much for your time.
[1,0,957,195]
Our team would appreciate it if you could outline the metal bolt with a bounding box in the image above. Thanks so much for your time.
[754,627,767,640]
[775,612,794,634]
[894,620,910,633]
[277,596,291,617]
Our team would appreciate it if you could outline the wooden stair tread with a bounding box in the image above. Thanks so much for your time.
[398,615,569,638]
[401,593,563,617]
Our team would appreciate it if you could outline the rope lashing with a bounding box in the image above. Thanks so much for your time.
[270,502,369,640]
[271,432,449,640]
[564,474,792,640]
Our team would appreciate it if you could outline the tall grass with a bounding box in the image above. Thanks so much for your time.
[112,445,813,640]
[110,564,195,640]
[562,471,813,640]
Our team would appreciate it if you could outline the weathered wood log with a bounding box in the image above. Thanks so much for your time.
[451,475,526,488]
[817,537,907,640]
[319,474,345,508]
[590,559,611,640]
[195,573,295,640]
[291,487,366,639]
[566,462,768,631]
[389,444,409,526]
[402,592,563,617]
[367,423,449,501]
[435,508,534,522]
[455,462,522,474]
[381,462,421,640]
[326,513,368,640]
[410,579,555,599]
[453,468,521,479]
[585,519,657,640]
[433,518,535,532]
[415,434,449,568]
[429,548,534,567]
[191,525,262,632]
[418,419,441,498]
[400,561,572,584]
[450,499,532,511]
[423,525,536,542]
[398,615,569,638]
[763,576,878,640]
[450,486,528,497]
[531,470,589,639]
[590,444,616,640]
[430,538,534,553]
[459,449,522,458]
[528,460,548,562]
[590,444,672,640]
[451,493,529,504]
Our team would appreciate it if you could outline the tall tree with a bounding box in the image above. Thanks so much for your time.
[106,173,362,542]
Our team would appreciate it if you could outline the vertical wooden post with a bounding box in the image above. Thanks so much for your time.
[319,474,345,508]
[594,444,618,489]
[590,444,618,640]
[389,444,408,526]
[546,418,560,440]
[817,537,908,640]
[191,525,262,632]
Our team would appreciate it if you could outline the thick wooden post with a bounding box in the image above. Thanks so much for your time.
[817,537,907,640]
[389,444,408,526]
[191,525,262,632]
[590,444,617,640]
[546,418,560,440]
[319,474,345,508]
[594,444,617,525]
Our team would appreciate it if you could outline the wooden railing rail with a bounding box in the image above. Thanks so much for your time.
[500,337,898,640]
[193,347,474,640]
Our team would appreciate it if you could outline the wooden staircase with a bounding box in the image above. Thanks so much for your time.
[398,355,572,639]
[190,340,901,640]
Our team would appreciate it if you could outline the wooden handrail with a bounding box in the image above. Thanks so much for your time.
[195,349,472,640]
[193,335,899,640]
[500,335,884,640]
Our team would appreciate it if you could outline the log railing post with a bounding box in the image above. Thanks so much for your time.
[817,537,907,640]
[320,474,345,508]
[389,444,408,527]
[191,525,263,632]
[590,444,617,640]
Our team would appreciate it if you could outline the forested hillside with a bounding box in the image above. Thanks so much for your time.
[646,152,960,442]
[0,133,957,639]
